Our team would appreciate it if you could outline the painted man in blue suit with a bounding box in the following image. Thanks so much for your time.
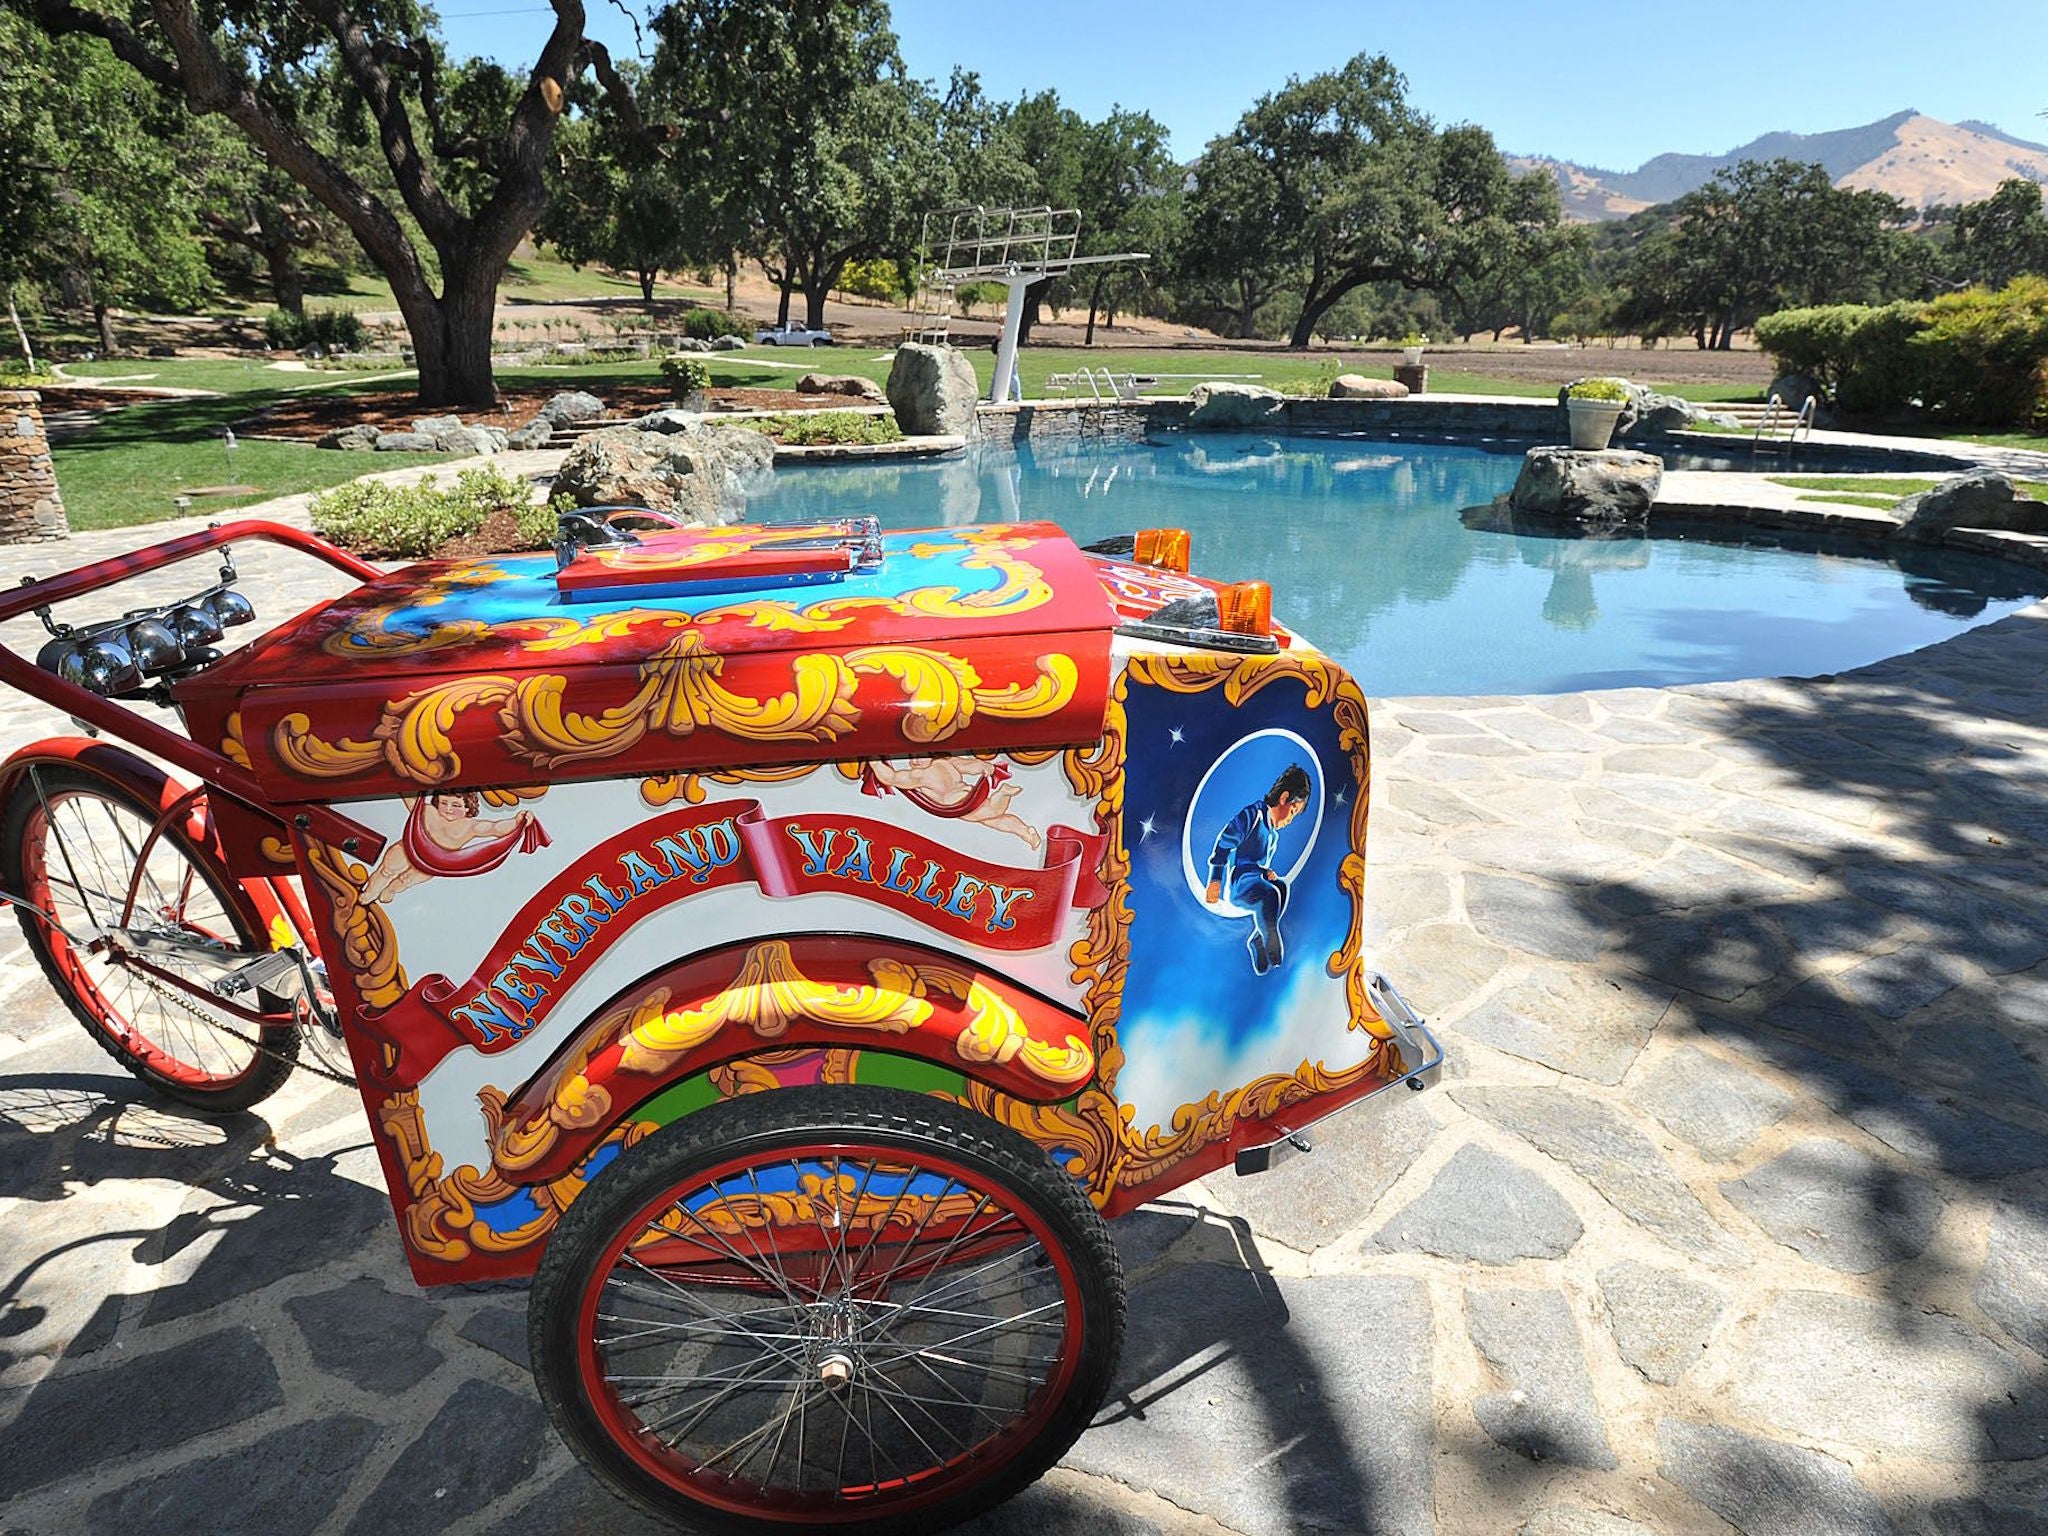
[1204,763,1312,976]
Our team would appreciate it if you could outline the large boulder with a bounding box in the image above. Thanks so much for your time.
[434,424,504,456]
[506,418,555,450]
[630,409,710,434]
[1768,373,1826,418]
[1508,445,1664,529]
[539,390,605,426]
[1329,374,1410,400]
[317,423,380,451]
[709,334,747,351]
[669,336,713,353]
[797,372,888,403]
[552,422,774,525]
[886,343,980,437]
[1187,381,1285,428]
[1896,469,2048,542]
[413,413,465,437]
[373,430,440,453]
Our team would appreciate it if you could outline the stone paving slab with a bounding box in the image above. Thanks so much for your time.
[5,497,2048,1532]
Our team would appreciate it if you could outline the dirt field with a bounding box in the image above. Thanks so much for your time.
[1389,341,1776,391]
[232,384,837,439]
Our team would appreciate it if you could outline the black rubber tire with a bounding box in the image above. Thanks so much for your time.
[528,1084,1125,1536]
[2,765,296,1113]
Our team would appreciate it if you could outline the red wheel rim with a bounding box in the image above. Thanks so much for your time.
[573,1140,1088,1524]
[20,790,262,1091]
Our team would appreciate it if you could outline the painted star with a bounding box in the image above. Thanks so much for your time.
[1167,726,1186,747]
[1137,815,1159,842]
[1334,789,1349,806]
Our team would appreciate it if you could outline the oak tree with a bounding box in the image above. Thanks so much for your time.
[8,0,651,403]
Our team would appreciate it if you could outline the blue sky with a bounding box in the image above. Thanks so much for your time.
[437,1,2048,170]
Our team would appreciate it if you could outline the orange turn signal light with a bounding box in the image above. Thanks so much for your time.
[1218,580,1272,636]
[1134,527,1191,573]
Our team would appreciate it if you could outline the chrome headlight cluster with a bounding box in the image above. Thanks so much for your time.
[36,585,255,698]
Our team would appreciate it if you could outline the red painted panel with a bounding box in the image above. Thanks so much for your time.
[486,935,1097,1187]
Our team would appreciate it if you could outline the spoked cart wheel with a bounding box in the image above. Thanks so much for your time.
[530,1086,1125,1536]
[1,765,296,1113]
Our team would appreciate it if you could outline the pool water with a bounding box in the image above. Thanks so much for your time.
[745,433,2046,696]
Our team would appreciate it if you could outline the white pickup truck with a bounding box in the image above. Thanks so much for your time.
[752,321,835,346]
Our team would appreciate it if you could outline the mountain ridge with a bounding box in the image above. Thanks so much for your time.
[1512,111,2048,221]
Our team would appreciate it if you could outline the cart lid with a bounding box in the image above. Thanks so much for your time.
[179,522,1116,804]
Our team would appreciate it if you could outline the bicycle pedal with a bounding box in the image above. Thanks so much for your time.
[212,949,306,1002]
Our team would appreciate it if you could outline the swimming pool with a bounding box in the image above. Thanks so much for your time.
[746,432,2046,696]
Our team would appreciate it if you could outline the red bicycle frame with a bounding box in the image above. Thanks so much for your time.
[0,521,384,853]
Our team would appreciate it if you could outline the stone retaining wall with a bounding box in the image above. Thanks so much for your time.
[0,391,68,542]
[982,394,1562,443]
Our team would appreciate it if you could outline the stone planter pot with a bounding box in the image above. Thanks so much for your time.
[669,390,710,414]
[1401,346,1425,367]
[1567,398,1625,450]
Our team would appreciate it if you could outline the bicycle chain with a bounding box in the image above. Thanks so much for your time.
[122,959,360,1089]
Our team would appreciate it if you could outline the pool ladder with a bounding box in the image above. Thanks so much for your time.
[1750,393,1816,456]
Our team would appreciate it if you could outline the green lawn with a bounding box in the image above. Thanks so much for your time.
[55,356,392,395]
[1939,430,2048,454]
[250,250,721,317]
[1768,475,2048,511]
[45,385,441,531]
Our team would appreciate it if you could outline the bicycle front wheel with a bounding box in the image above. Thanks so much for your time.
[2,765,295,1112]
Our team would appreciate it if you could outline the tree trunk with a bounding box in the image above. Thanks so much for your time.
[411,261,502,408]
[1015,278,1051,344]
[1288,286,1345,350]
[639,270,656,306]
[266,242,306,316]
[1083,272,1105,346]
[93,301,115,356]
[6,294,32,370]
[724,257,737,311]
[776,283,793,326]
[803,286,829,330]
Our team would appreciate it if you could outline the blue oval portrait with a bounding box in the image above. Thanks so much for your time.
[1178,727,1325,921]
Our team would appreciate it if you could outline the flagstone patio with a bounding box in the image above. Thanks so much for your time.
[1,487,2045,1535]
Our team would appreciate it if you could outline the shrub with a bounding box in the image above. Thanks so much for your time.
[659,354,712,401]
[264,307,367,353]
[737,411,902,447]
[838,258,907,303]
[1912,276,2048,430]
[680,307,752,341]
[310,464,536,557]
[1754,302,1925,416]
[1565,378,1629,402]
[954,281,1008,318]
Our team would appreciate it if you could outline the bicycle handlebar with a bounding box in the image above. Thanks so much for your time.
[0,521,385,852]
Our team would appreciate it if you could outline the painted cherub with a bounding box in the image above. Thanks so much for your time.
[356,790,551,909]
[858,755,1043,851]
